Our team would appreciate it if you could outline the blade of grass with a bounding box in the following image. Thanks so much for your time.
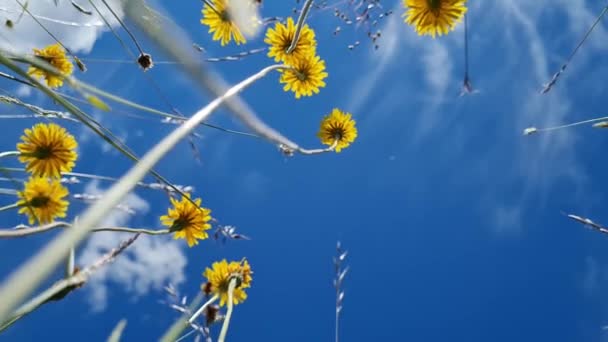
[0,64,281,322]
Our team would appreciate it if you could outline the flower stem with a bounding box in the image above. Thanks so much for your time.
[65,247,75,278]
[0,234,139,333]
[188,294,219,324]
[286,0,314,54]
[0,151,20,159]
[218,278,237,342]
[297,139,338,155]
[0,222,170,239]
[0,202,19,212]
[536,116,608,132]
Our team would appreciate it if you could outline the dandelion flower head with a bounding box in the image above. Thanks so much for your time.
[264,17,317,65]
[160,194,212,247]
[317,108,358,152]
[402,0,467,38]
[279,54,328,99]
[17,176,69,225]
[17,123,78,178]
[201,0,248,46]
[203,259,253,306]
[27,43,74,88]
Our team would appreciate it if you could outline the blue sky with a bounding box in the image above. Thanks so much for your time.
[2,0,608,341]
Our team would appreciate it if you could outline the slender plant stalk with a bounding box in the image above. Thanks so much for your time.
[174,329,198,342]
[107,319,128,342]
[298,139,338,155]
[286,0,314,54]
[218,278,237,342]
[0,151,20,159]
[0,203,19,212]
[65,247,75,278]
[15,0,78,61]
[542,5,608,93]
[537,116,608,132]
[0,222,170,238]
[160,293,205,342]
[1,167,193,193]
[188,294,219,324]
[0,64,282,321]
[0,274,86,332]
[568,214,608,235]
[0,234,140,332]
[0,221,69,238]
[100,0,145,54]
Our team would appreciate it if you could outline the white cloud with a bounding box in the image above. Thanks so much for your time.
[0,0,124,53]
[583,256,600,295]
[14,84,32,97]
[77,181,187,312]
[492,205,523,236]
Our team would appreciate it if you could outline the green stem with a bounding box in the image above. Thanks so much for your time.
[160,293,205,342]
[218,278,237,342]
[0,272,86,333]
[65,247,75,278]
[0,233,139,333]
[0,203,19,212]
[286,0,314,54]
[0,222,170,238]
[537,116,608,132]
[0,151,20,159]
[188,294,218,324]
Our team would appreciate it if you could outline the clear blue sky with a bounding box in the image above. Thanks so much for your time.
[2,0,608,341]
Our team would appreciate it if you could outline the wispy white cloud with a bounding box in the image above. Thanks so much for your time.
[582,256,600,295]
[14,84,32,98]
[0,0,124,53]
[345,0,603,233]
[78,181,187,312]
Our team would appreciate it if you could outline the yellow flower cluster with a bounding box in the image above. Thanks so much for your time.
[202,259,253,306]
[15,122,77,225]
[160,194,213,247]
[402,0,467,38]
[28,43,74,88]
[264,17,328,99]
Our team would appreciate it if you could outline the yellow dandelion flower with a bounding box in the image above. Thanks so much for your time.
[17,176,69,225]
[202,259,253,306]
[17,123,78,178]
[279,54,328,99]
[402,0,467,38]
[201,0,247,46]
[27,43,74,88]
[160,194,212,247]
[317,108,358,152]
[264,17,317,65]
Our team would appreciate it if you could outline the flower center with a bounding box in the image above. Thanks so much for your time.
[330,128,344,141]
[220,10,231,22]
[29,195,50,208]
[427,0,441,9]
[33,146,54,160]
[295,69,308,81]
[219,274,243,292]
[171,217,192,232]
